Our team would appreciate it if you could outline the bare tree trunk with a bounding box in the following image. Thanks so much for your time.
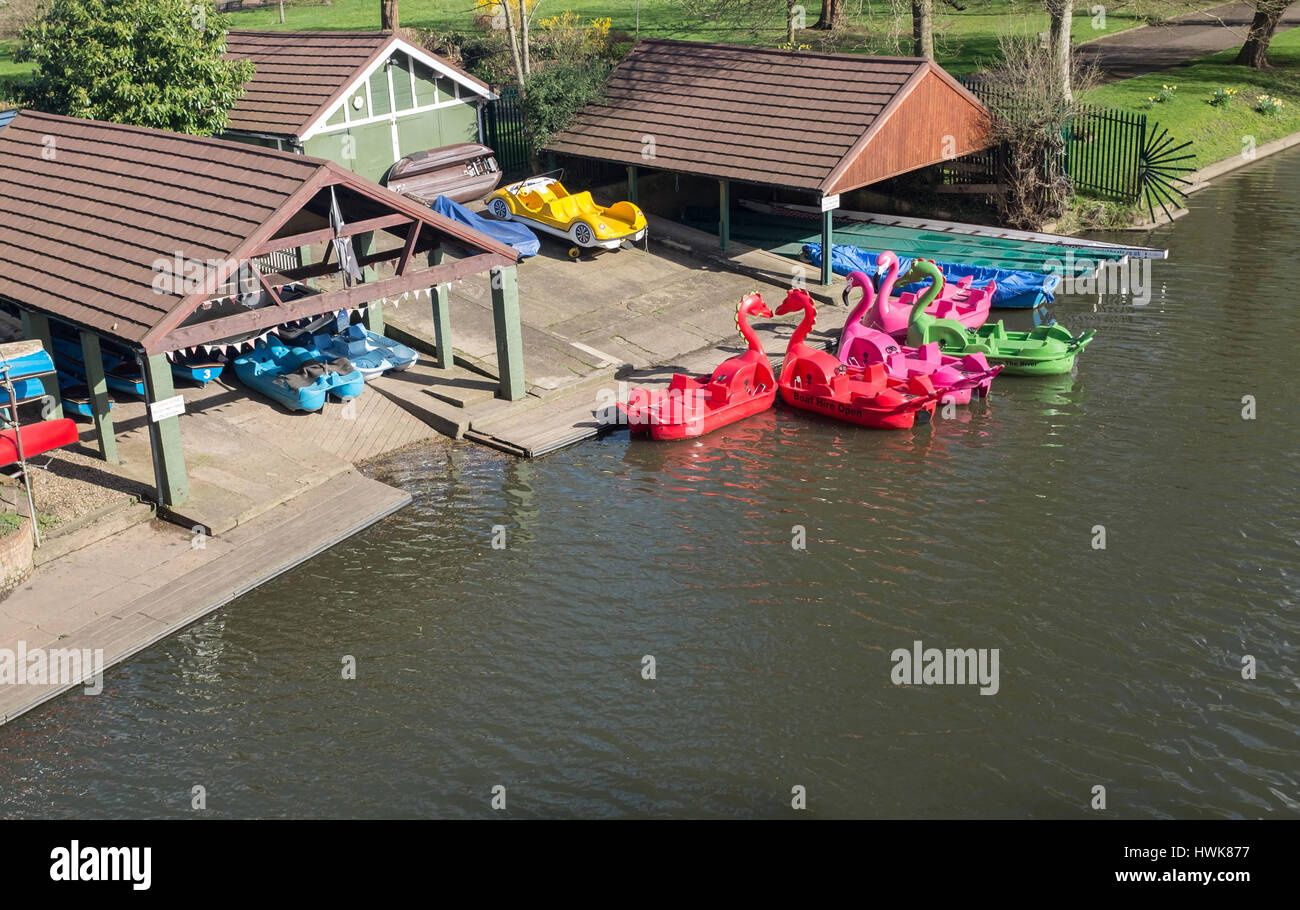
[814,0,839,29]
[501,2,527,95]
[381,0,398,30]
[1047,0,1073,103]
[1235,4,1288,67]
[520,0,530,78]
[278,0,285,24]
[912,0,934,60]
[788,0,797,42]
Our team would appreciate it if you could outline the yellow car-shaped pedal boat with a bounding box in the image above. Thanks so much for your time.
[486,176,647,258]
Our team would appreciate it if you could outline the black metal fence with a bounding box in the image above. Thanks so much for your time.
[1063,105,1147,199]
[483,87,533,181]
[958,77,1153,202]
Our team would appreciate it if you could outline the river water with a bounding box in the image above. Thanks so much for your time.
[2,151,1298,820]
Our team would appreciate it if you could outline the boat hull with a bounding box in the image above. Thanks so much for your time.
[621,389,776,440]
[778,384,934,429]
[385,143,503,204]
[0,418,78,467]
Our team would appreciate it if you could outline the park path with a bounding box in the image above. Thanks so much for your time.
[1076,2,1300,81]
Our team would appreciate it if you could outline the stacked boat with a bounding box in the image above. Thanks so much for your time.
[232,313,418,412]
[0,340,78,467]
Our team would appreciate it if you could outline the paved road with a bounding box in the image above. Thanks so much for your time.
[1077,2,1300,81]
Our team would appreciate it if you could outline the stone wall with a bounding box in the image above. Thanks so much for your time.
[0,515,34,598]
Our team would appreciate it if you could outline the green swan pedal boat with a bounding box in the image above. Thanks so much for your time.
[900,259,1095,376]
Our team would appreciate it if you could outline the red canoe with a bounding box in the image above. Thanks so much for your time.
[0,418,79,468]
[621,293,777,440]
[775,290,940,430]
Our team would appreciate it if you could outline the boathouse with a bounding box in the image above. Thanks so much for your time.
[545,40,994,284]
[0,110,524,512]
[221,30,496,182]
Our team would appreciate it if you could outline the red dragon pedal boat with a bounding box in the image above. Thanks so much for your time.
[620,293,777,440]
[775,289,940,430]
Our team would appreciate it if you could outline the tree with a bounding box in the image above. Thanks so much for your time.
[1042,0,1074,102]
[475,1,541,94]
[381,0,398,30]
[913,0,934,59]
[979,32,1097,228]
[814,0,840,29]
[15,0,254,135]
[1235,0,1296,67]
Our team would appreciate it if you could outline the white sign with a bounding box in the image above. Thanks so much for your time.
[150,395,186,422]
[820,194,841,212]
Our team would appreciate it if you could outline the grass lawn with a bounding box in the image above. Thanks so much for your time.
[0,38,24,90]
[224,0,1203,74]
[0,1,1221,89]
[1084,26,1300,169]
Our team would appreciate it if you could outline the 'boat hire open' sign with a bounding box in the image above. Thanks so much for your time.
[149,395,186,423]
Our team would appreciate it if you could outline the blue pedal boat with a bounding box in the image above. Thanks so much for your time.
[233,335,364,412]
[305,324,419,379]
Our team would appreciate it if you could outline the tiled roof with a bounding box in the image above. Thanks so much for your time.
[547,39,990,194]
[223,30,492,138]
[0,110,516,351]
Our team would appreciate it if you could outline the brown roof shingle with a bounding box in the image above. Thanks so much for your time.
[223,30,492,138]
[0,110,517,351]
[0,111,321,344]
[546,39,990,194]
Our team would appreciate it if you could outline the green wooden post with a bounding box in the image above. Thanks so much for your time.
[626,165,638,205]
[78,331,117,463]
[821,206,834,287]
[142,353,189,508]
[490,265,525,401]
[365,299,385,334]
[429,247,454,370]
[298,244,315,290]
[19,310,63,418]
[719,179,730,252]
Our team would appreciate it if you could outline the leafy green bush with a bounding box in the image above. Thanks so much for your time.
[14,0,254,135]
[522,60,611,150]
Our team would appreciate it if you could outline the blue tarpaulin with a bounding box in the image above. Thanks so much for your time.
[431,194,540,259]
[803,242,1060,309]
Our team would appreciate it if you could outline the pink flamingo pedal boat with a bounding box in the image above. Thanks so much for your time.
[839,270,1002,405]
[866,250,996,338]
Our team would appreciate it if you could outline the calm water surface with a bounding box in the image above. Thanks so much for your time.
[2,152,1298,819]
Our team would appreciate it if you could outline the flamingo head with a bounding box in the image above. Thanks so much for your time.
[842,270,875,309]
[776,288,815,318]
[874,251,898,285]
